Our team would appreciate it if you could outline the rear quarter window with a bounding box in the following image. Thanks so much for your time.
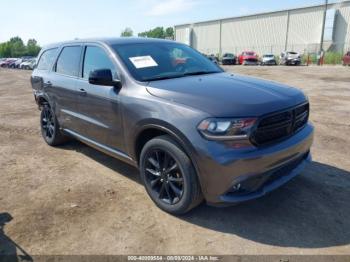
[37,48,58,70]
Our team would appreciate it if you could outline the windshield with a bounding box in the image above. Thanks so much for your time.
[224,53,234,58]
[112,42,222,82]
[244,52,255,56]
[263,54,274,58]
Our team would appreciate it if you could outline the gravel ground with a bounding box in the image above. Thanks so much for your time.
[0,66,350,256]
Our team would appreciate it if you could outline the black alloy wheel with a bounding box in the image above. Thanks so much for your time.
[41,106,55,141]
[144,149,184,205]
[40,104,68,146]
[140,135,203,214]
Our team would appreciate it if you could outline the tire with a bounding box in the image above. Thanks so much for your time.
[40,104,68,146]
[140,135,203,215]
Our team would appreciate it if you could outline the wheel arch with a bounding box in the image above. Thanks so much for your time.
[132,120,202,185]
[35,93,52,110]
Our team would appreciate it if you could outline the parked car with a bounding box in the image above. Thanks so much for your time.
[207,54,219,64]
[221,53,236,65]
[238,51,259,65]
[31,38,313,214]
[0,58,17,68]
[342,51,350,66]
[280,51,301,65]
[261,54,277,65]
[14,57,33,68]
[8,59,19,68]
[20,59,36,70]
[0,58,6,66]
[0,59,7,67]
[13,58,24,68]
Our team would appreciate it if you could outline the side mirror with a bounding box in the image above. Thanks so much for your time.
[89,69,122,88]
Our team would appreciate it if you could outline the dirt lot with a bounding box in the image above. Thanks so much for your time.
[1,66,350,256]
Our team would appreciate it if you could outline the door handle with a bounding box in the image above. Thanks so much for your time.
[78,88,87,95]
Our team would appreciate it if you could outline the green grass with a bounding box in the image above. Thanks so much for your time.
[302,52,344,65]
[324,52,343,65]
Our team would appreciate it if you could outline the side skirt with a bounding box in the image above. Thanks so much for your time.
[63,129,138,168]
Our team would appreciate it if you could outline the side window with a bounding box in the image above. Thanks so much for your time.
[56,46,82,77]
[37,48,58,70]
[83,46,116,79]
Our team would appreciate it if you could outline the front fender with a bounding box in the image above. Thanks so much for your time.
[130,119,204,189]
[132,119,197,163]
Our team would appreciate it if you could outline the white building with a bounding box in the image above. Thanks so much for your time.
[174,1,350,56]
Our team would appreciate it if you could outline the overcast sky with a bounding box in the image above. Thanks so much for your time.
[0,0,343,45]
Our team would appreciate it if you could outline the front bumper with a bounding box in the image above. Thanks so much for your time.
[287,58,301,65]
[222,59,236,65]
[194,123,314,205]
[243,60,258,65]
[262,60,276,65]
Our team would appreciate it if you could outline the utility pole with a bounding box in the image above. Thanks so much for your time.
[285,10,290,51]
[320,0,329,52]
[219,20,222,58]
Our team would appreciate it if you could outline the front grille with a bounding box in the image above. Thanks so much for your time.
[245,58,257,63]
[252,103,309,146]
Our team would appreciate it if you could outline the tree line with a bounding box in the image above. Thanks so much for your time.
[1,27,174,58]
[121,27,174,39]
[0,37,41,58]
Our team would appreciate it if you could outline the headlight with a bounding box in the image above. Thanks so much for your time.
[197,118,257,141]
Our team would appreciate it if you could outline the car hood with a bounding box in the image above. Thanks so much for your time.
[146,73,307,117]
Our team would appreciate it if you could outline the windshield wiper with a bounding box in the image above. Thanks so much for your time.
[143,71,219,82]
[143,74,184,82]
[182,70,219,76]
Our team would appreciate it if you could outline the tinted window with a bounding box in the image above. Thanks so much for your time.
[113,42,222,82]
[56,46,82,77]
[37,48,58,70]
[83,46,116,79]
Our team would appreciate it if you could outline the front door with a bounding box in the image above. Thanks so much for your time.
[75,45,124,151]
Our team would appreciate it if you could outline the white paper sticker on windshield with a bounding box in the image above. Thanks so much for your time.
[129,56,158,69]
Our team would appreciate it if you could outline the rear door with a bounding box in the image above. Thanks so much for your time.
[75,44,124,150]
[31,47,58,95]
[51,45,83,132]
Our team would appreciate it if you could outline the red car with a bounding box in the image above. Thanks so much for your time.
[343,51,350,66]
[238,51,259,65]
[0,59,17,68]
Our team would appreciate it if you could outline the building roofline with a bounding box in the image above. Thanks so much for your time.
[174,0,350,28]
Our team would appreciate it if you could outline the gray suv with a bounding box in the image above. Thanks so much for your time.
[31,38,314,214]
